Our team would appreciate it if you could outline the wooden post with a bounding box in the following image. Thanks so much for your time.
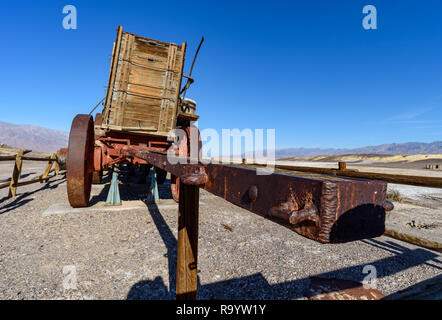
[176,181,200,300]
[8,149,24,197]
[41,153,56,183]
[54,153,60,175]
[338,161,347,171]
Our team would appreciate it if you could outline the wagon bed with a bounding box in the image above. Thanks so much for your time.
[101,26,197,136]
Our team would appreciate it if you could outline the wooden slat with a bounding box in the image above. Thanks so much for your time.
[158,44,177,132]
[0,156,18,161]
[173,42,187,126]
[119,34,135,126]
[103,26,123,124]
[21,156,56,161]
[0,181,10,189]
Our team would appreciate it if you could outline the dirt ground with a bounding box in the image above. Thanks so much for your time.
[0,161,441,300]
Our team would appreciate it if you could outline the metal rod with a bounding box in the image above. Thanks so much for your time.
[188,36,204,78]
[88,97,106,115]
[182,36,204,99]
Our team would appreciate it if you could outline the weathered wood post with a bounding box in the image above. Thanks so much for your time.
[41,153,56,183]
[176,180,200,300]
[338,161,347,171]
[8,149,24,197]
[54,153,60,175]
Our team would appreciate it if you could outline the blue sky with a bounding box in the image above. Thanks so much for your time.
[0,0,441,149]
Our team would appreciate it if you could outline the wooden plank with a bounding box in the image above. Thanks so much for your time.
[0,156,18,161]
[1,170,57,190]
[0,181,10,189]
[176,181,199,300]
[119,34,135,127]
[0,148,32,155]
[158,44,178,132]
[103,26,123,126]
[119,125,157,131]
[8,149,24,197]
[384,228,441,253]
[16,172,56,187]
[173,42,187,125]
[21,156,55,161]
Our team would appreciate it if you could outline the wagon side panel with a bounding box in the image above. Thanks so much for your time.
[102,28,186,136]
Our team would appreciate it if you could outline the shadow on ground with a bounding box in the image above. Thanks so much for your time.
[0,172,37,183]
[0,173,66,215]
[126,203,442,299]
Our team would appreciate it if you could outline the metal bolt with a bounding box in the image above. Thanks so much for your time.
[248,185,258,202]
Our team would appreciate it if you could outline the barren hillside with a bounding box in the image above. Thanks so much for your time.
[0,121,68,153]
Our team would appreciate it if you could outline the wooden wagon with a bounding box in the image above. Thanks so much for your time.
[63,26,397,300]
[66,26,200,207]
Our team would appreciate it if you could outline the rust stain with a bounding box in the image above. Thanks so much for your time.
[306,277,385,300]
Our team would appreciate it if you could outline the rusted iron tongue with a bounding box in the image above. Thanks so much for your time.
[305,277,385,300]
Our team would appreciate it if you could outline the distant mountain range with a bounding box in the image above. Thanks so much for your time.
[0,121,68,153]
[0,120,441,156]
[276,141,442,158]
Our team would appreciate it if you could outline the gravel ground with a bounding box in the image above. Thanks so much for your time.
[0,162,441,300]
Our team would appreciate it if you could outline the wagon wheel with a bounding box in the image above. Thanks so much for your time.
[170,126,201,202]
[92,171,102,184]
[66,114,94,207]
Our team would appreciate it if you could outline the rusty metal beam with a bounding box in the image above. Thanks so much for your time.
[127,149,390,244]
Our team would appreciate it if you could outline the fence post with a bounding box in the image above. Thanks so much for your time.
[8,149,24,198]
[41,153,56,183]
[54,153,60,175]
[176,181,200,300]
[338,161,347,171]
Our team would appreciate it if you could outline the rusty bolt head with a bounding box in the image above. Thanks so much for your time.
[248,185,258,202]
[384,201,394,212]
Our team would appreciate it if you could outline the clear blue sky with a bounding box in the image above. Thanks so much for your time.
[1,0,441,149]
